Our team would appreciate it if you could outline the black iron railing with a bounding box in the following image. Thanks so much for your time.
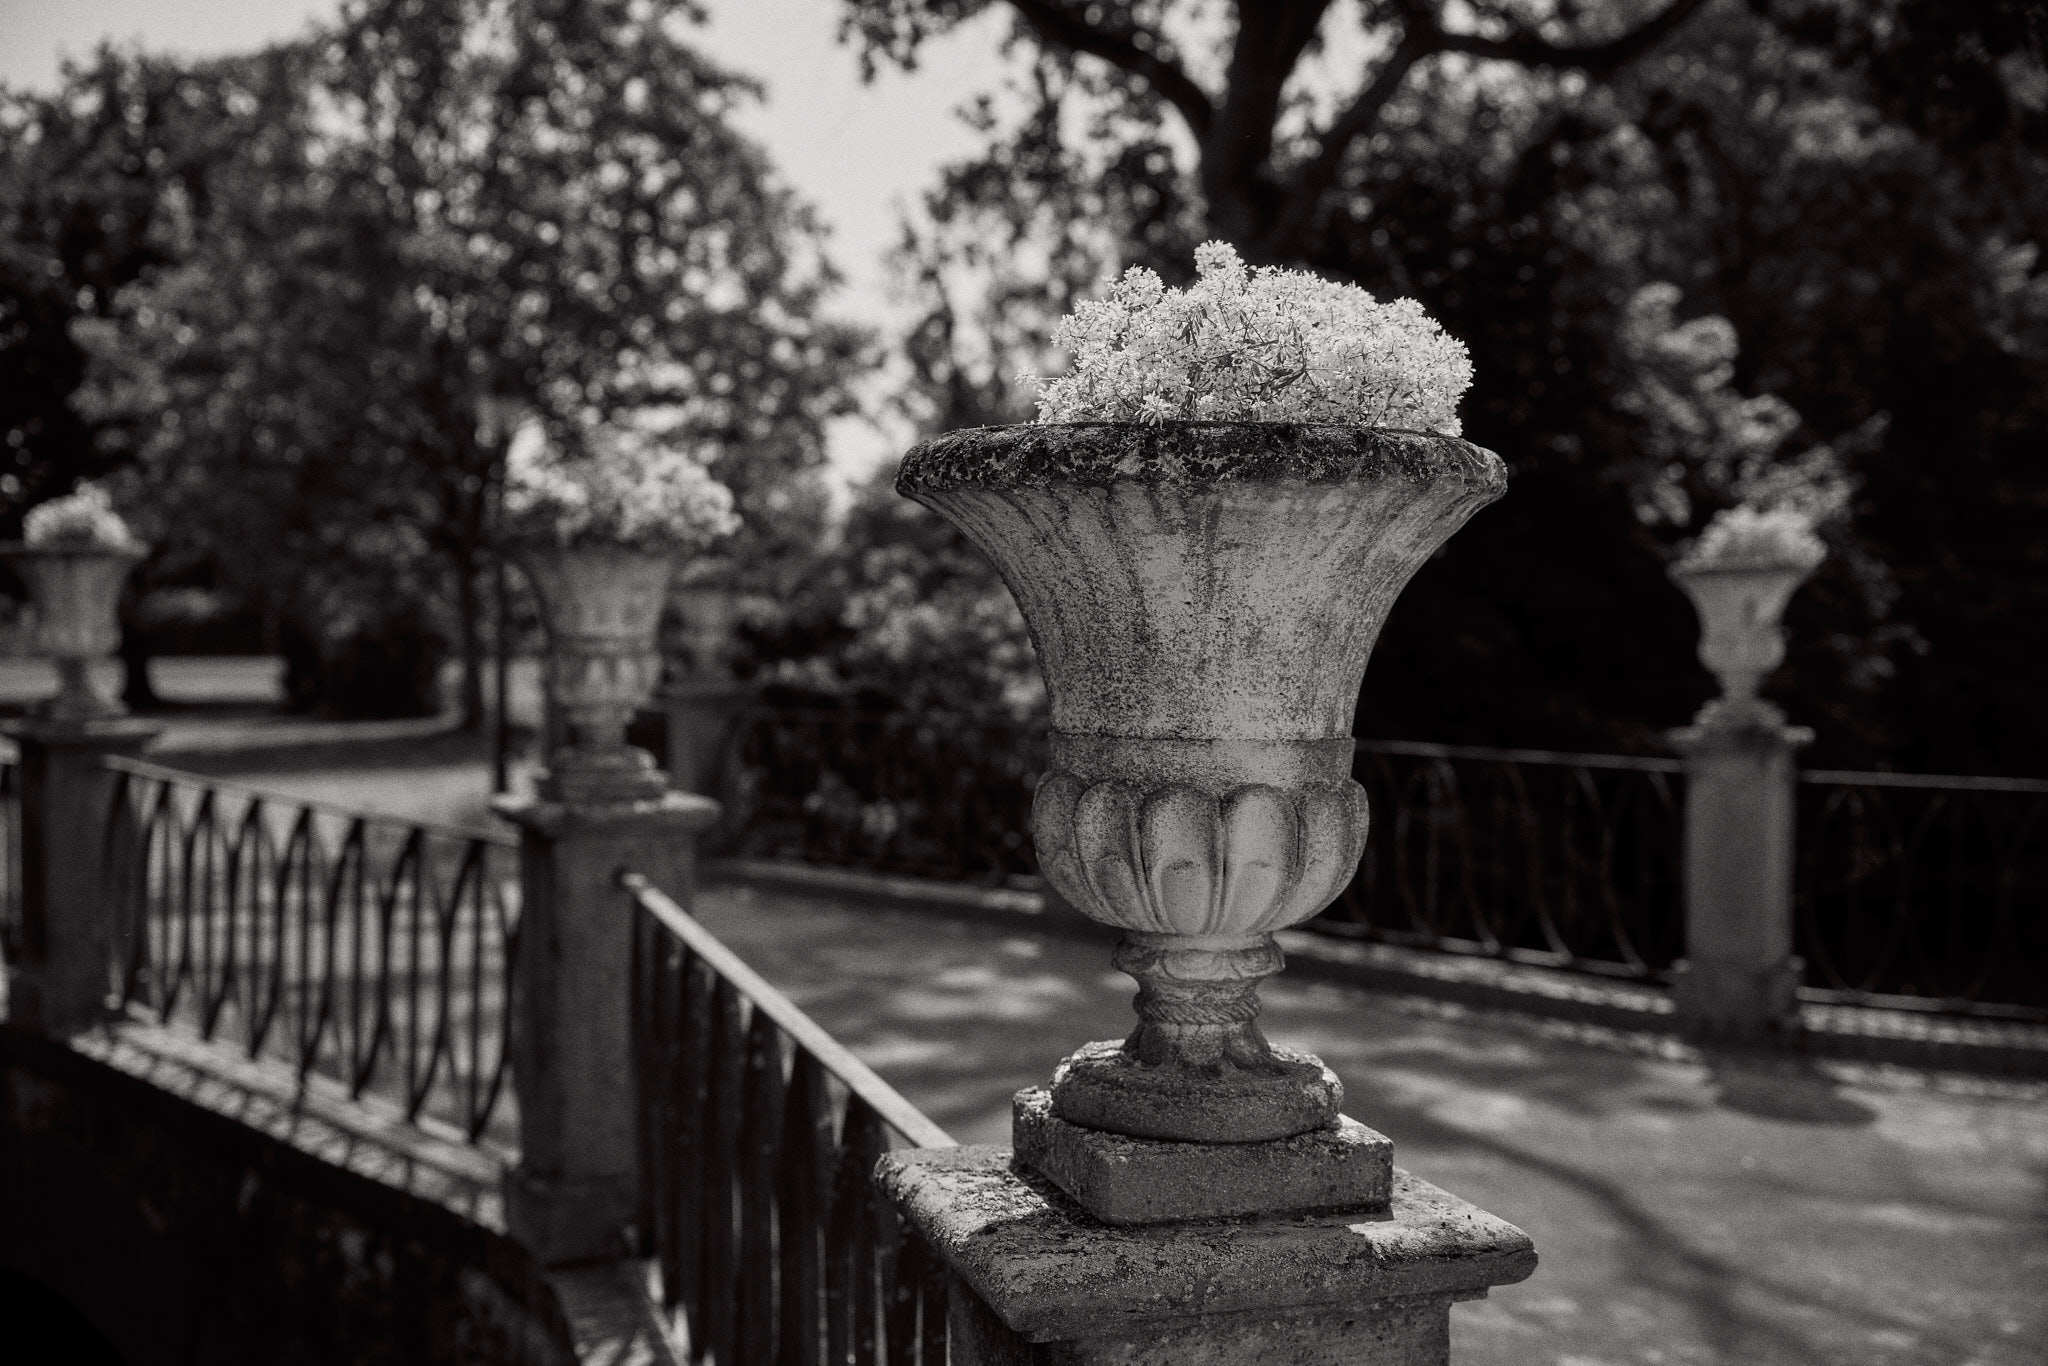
[1797,770,2048,1014]
[703,706,2048,1012]
[100,757,520,1144]
[624,872,952,1366]
[1318,741,1687,980]
[713,705,1044,883]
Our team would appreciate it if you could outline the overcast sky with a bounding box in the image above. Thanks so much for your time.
[0,0,1013,476]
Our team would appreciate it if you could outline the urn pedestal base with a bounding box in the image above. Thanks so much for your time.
[534,745,667,806]
[1049,1036,1342,1145]
[1014,1087,1391,1226]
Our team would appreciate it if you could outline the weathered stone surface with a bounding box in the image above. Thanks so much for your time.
[1012,1087,1390,1226]
[1047,1035,1340,1144]
[877,1145,1537,1345]
[897,421,1504,493]
[3,716,160,1033]
[948,1279,1454,1366]
[1669,558,1815,706]
[895,426,1505,746]
[656,677,753,799]
[495,789,719,1265]
[1670,702,1811,1039]
[898,421,1507,1146]
[0,543,146,719]
[516,543,677,804]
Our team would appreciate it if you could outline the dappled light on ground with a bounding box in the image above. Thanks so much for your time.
[696,884,2048,1366]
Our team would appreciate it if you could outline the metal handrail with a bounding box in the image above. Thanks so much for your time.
[101,754,520,847]
[623,868,952,1364]
[99,758,519,1144]
[1800,768,2048,794]
[1356,736,1687,774]
[621,871,952,1151]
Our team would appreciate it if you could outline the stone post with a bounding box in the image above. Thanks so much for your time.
[658,579,751,799]
[497,541,719,1265]
[1668,554,1819,1039]
[884,423,1537,1364]
[1,541,158,1034]
[494,788,714,1264]
[6,718,160,1034]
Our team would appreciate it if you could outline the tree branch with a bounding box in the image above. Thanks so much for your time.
[1260,0,1710,257]
[1004,0,1214,139]
[1205,0,1334,238]
[1261,29,1429,257]
[1433,0,1715,75]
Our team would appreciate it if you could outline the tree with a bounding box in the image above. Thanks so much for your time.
[0,48,266,703]
[844,0,2048,771]
[81,0,870,719]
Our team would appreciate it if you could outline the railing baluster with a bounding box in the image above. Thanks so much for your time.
[80,758,521,1142]
[668,952,715,1326]
[779,1051,830,1366]
[699,976,745,1365]
[740,1010,788,1365]
[842,1098,886,1365]
[881,1200,918,1366]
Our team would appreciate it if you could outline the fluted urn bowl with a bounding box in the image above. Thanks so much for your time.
[2,542,146,720]
[516,542,678,803]
[898,423,1505,1141]
[669,581,742,681]
[1670,556,1816,709]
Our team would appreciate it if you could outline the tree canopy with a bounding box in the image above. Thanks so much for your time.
[844,0,2048,772]
[23,0,870,716]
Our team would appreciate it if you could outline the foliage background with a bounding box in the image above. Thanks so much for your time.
[2,0,2044,774]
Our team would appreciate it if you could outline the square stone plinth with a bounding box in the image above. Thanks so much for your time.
[1012,1087,1391,1226]
[876,1144,1537,1363]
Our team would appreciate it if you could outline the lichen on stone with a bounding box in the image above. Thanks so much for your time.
[896,421,1507,497]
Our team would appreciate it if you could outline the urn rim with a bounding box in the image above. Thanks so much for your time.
[897,421,1505,497]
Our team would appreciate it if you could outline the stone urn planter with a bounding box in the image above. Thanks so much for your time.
[667,577,742,681]
[1669,553,1817,724]
[658,575,752,803]
[1,543,146,721]
[516,543,678,804]
[898,422,1505,1152]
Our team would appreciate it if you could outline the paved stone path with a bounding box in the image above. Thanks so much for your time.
[694,883,2048,1366]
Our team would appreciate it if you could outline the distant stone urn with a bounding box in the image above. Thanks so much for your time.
[898,422,1505,1143]
[1669,553,1818,724]
[2,543,145,721]
[516,544,677,804]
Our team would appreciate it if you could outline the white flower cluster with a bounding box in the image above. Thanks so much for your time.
[23,482,139,551]
[1030,241,1473,432]
[1687,504,1825,570]
[503,419,740,551]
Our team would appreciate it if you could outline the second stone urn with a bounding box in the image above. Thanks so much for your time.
[899,422,1505,1217]
[1668,554,1817,726]
[516,543,678,805]
[2,543,146,721]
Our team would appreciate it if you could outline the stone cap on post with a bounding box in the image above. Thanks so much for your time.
[878,1144,1536,1347]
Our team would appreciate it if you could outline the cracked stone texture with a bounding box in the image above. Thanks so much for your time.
[1012,1085,1392,1225]
[879,1144,1533,1348]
